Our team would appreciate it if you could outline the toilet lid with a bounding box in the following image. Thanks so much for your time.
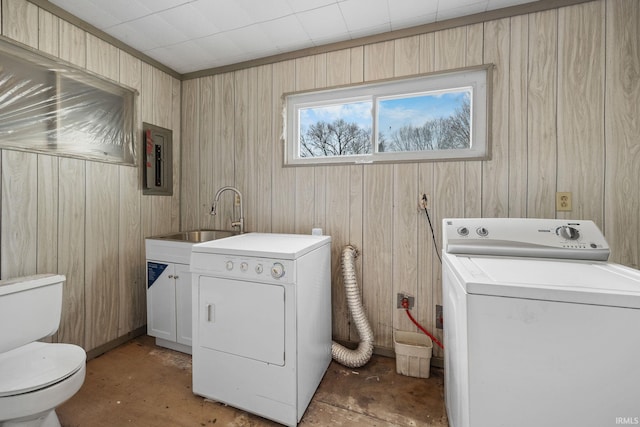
[0,341,86,397]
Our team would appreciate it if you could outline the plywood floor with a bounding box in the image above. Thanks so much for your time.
[57,335,448,426]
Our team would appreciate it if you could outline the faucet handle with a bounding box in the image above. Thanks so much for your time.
[231,218,244,233]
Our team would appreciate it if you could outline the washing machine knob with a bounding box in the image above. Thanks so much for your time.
[240,262,248,272]
[225,260,234,271]
[271,262,285,279]
[559,226,580,241]
[476,227,489,237]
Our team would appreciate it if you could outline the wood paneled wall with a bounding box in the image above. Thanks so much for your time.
[0,0,180,352]
[1,0,637,359]
[181,0,640,357]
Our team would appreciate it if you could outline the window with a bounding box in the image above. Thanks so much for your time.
[0,37,137,165]
[284,65,491,165]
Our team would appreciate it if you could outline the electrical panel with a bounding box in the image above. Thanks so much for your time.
[143,123,173,196]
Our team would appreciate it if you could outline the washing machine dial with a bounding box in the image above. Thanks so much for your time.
[271,262,285,279]
[558,226,580,241]
[240,262,248,272]
[476,227,489,237]
[225,260,234,271]
[457,227,469,236]
[255,264,263,274]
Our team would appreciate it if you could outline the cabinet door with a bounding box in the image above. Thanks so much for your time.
[146,261,176,341]
[174,263,192,346]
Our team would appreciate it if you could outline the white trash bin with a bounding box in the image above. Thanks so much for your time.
[393,330,433,379]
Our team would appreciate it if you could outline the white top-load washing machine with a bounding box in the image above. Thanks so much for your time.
[189,233,332,426]
[442,218,640,427]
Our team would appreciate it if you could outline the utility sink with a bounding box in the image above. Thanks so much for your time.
[146,229,238,264]
[154,229,237,243]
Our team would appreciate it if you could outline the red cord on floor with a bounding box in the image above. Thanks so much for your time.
[402,298,444,350]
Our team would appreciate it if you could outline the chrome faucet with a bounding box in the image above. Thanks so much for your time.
[211,186,244,234]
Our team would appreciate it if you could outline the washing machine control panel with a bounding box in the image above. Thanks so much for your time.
[443,218,610,261]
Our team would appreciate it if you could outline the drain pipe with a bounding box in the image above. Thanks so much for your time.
[331,245,374,368]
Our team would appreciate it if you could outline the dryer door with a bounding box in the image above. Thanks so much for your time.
[197,276,285,366]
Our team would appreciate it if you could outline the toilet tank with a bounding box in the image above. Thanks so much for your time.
[0,274,65,354]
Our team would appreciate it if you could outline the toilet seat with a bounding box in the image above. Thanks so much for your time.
[0,341,86,397]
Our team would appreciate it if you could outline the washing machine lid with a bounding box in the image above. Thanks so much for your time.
[0,342,86,397]
[192,232,331,259]
[447,255,640,308]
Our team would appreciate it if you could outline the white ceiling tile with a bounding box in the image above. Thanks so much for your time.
[295,4,349,42]
[235,0,295,22]
[103,22,162,52]
[145,42,210,73]
[91,0,158,24]
[339,0,390,33]
[348,23,394,39]
[309,32,355,47]
[190,0,254,32]
[388,0,439,30]
[195,32,241,59]
[389,0,439,17]
[135,0,194,14]
[50,0,121,29]
[112,14,189,51]
[286,0,340,13]
[224,25,280,56]
[259,15,312,51]
[390,13,437,31]
[156,4,222,39]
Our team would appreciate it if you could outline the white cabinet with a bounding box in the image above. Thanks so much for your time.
[147,261,192,351]
[146,239,196,354]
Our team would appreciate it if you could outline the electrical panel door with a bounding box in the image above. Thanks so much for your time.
[143,122,172,195]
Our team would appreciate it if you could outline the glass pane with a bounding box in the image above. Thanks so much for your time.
[377,88,471,153]
[298,101,372,157]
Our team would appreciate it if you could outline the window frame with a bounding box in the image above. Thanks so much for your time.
[284,64,492,166]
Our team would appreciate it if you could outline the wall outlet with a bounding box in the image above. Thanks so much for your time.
[397,293,415,309]
[556,192,572,211]
[235,194,241,206]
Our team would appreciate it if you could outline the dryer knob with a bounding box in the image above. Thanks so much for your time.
[271,262,285,279]
[559,226,580,241]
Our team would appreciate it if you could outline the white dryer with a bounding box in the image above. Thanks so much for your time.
[189,233,332,426]
[442,218,640,427]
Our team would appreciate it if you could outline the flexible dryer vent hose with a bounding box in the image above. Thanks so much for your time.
[331,245,374,368]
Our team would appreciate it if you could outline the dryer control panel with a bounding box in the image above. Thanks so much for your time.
[191,251,295,284]
[443,218,610,261]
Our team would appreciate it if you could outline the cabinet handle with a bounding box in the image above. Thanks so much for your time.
[206,304,214,322]
[174,275,179,279]
[168,274,174,279]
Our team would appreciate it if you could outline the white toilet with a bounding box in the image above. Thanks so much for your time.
[0,274,86,427]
